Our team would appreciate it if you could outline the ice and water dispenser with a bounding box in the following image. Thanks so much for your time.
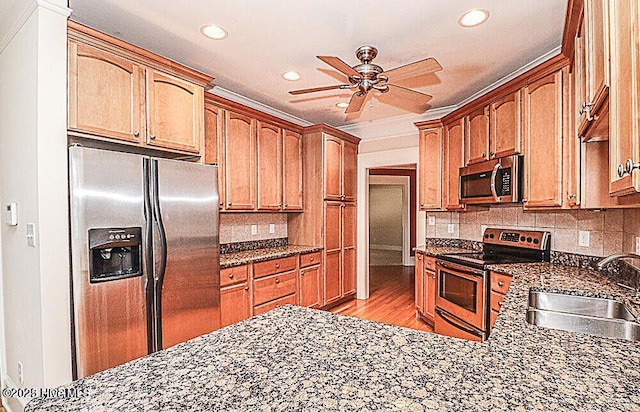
[88,227,142,283]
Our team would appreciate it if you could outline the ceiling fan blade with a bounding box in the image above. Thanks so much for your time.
[289,84,346,95]
[345,91,368,113]
[387,84,433,105]
[317,56,360,78]
[381,57,443,83]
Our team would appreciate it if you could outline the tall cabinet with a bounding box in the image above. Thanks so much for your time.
[289,124,360,307]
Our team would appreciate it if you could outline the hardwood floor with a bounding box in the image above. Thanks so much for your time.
[329,265,434,332]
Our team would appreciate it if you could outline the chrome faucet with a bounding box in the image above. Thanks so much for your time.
[596,253,640,270]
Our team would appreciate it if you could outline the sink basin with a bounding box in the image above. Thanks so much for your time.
[527,291,640,342]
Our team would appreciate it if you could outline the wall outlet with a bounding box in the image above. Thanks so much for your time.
[428,216,436,226]
[250,225,258,235]
[269,224,275,234]
[579,230,590,247]
[636,237,640,255]
[17,361,23,386]
[447,224,455,234]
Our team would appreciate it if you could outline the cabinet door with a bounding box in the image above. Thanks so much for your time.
[342,202,357,296]
[342,141,358,202]
[146,70,203,153]
[415,254,424,314]
[584,0,610,107]
[256,121,282,211]
[220,283,250,328]
[424,269,436,321]
[324,202,342,304]
[490,91,522,159]
[282,130,303,211]
[418,128,443,210]
[68,41,145,143]
[224,111,256,210]
[299,265,322,308]
[465,107,490,164]
[204,103,225,210]
[444,119,465,211]
[523,70,564,208]
[609,0,640,195]
[324,136,343,200]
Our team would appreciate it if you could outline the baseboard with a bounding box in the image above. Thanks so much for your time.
[370,244,403,251]
[2,375,27,411]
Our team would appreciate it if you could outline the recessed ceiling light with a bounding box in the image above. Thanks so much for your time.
[336,102,349,108]
[282,71,301,81]
[458,9,489,28]
[200,24,228,40]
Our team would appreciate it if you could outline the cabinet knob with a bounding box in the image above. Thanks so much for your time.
[229,273,234,279]
[522,198,528,203]
[133,131,140,137]
[568,194,576,200]
[275,264,280,269]
[625,159,640,175]
[310,257,314,262]
[275,278,280,283]
[227,202,232,207]
[490,151,495,157]
[300,271,305,276]
[244,286,249,291]
[283,204,288,208]
[426,261,432,266]
[498,301,502,307]
[219,202,224,207]
[150,134,156,140]
[482,153,486,158]
[420,203,425,207]
[497,281,504,286]
[341,195,346,200]
[618,164,626,178]
[279,203,283,208]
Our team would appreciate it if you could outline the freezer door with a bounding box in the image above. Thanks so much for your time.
[153,158,220,349]
[69,146,149,379]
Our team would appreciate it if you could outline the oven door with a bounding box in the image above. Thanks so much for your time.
[435,308,485,342]
[435,260,487,331]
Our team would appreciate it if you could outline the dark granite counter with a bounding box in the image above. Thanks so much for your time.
[26,262,640,411]
[220,245,323,268]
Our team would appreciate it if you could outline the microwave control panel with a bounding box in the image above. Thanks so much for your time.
[499,168,512,195]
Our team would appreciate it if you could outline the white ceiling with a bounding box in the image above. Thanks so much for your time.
[68,0,567,130]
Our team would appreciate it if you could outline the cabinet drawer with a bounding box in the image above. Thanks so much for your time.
[300,251,322,268]
[253,270,297,306]
[424,255,437,270]
[491,272,512,294]
[253,293,296,316]
[490,308,499,330]
[220,265,249,287]
[490,290,505,312]
[253,256,297,279]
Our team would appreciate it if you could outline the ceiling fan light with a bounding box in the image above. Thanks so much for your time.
[336,102,349,108]
[282,71,301,81]
[200,24,228,40]
[458,9,489,28]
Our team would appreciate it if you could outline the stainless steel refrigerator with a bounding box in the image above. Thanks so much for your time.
[69,146,220,379]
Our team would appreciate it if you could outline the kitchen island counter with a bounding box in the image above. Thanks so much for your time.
[27,263,639,411]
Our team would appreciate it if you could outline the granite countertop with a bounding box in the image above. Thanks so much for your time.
[26,262,640,411]
[220,245,323,268]
[413,244,475,257]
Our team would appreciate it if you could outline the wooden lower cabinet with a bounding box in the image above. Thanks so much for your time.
[489,271,513,331]
[424,267,436,322]
[299,264,322,308]
[220,282,250,328]
[415,253,436,325]
[324,250,342,305]
[253,270,297,306]
[415,253,424,314]
[254,294,297,315]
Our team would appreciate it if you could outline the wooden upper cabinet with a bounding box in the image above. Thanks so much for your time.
[418,127,443,210]
[324,136,343,201]
[608,0,640,195]
[224,110,256,210]
[489,90,522,158]
[282,130,303,211]
[68,41,145,143]
[146,70,203,153]
[444,119,465,210]
[342,142,358,202]
[465,107,490,164]
[256,121,283,211]
[523,70,565,208]
[204,102,225,209]
[584,0,610,108]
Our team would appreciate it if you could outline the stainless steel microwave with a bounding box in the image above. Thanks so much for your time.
[459,155,523,204]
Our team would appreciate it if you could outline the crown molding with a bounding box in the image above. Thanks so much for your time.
[209,87,313,127]
[0,0,71,54]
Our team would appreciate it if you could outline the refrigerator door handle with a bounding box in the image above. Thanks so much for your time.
[143,158,155,354]
[150,159,168,351]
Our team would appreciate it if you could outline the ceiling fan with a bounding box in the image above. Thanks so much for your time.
[289,45,443,114]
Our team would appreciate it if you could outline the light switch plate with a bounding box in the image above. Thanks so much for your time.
[26,223,36,247]
[4,203,18,226]
[447,224,455,234]
[250,225,258,235]
[428,216,436,226]
[579,230,590,247]
[269,224,275,234]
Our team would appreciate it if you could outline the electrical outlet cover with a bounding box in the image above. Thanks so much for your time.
[251,225,258,235]
[636,237,640,255]
[428,216,436,226]
[579,231,590,247]
[269,224,275,234]
[447,224,455,234]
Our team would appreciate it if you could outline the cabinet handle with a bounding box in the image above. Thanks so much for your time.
[150,134,156,140]
[229,273,234,279]
[275,278,280,283]
[625,159,640,175]
[497,281,504,286]
[618,164,626,178]
[580,102,595,121]
[133,131,140,137]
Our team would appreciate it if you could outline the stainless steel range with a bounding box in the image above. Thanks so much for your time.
[434,228,551,341]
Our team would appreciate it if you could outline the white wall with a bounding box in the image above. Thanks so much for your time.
[369,185,404,249]
[0,1,71,409]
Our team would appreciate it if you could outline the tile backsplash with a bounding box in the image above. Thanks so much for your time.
[427,206,640,257]
[219,213,287,244]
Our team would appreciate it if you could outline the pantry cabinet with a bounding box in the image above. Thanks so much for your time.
[324,137,358,202]
[417,123,443,211]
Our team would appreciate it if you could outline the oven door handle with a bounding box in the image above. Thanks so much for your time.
[436,260,485,277]
[490,162,502,202]
[436,308,484,338]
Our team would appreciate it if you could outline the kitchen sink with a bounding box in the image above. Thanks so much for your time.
[526,291,640,342]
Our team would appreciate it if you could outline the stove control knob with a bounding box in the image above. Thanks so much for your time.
[533,239,540,244]
[489,234,495,239]
[526,237,533,243]
[484,234,489,239]
[520,236,526,242]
